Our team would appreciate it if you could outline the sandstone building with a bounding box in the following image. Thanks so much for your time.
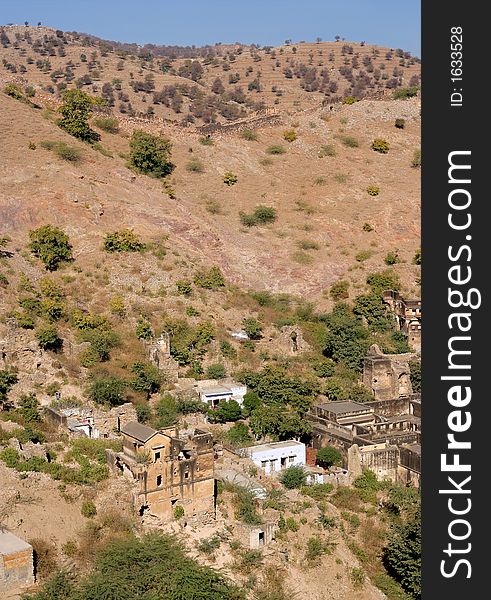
[106,422,215,523]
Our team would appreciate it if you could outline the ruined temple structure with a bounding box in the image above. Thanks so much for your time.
[106,422,215,524]
[383,291,421,352]
[143,332,179,383]
[275,325,311,355]
[362,344,418,401]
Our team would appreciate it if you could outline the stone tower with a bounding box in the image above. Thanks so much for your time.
[143,333,179,382]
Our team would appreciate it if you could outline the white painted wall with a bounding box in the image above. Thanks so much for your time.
[247,442,306,475]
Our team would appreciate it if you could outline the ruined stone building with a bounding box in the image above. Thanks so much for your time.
[383,291,421,351]
[44,402,137,439]
[143,332,179,383]
[362,344,418,401]
[106,422,215,523]
[0,530,34,590]
[306,396,421,487]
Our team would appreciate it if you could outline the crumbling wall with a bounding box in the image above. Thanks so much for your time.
[363,345,417,401]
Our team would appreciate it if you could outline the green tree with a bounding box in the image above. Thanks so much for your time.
[383,509,421,598]
[211,400,242,423]
[155,394,179,427]
[19,393,41,423]
[24,533,245,600]
[242,317,263,340]
[353,292,393,332]
[367,270,401,294]
[87,374,126,406]
[135,317,153,340]
[316,445,342,468]
[280,465,307,489]
[36,325,62,351]
[58,89,100,142]
[28,225,73,271]
[322,303,371,371]
[128,130,175,178]
[0,369,18,404]
[226,422,253,447]
[130,362,161,398]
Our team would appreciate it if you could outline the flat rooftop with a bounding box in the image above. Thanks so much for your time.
[316,400,373,414]
[247,440,305,453]
[200,385,233,395]
[0,530,32,555]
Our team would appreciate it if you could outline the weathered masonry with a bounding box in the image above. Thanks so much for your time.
[106,422,215,524]
[0,530,34,590]
[383,291,421,352]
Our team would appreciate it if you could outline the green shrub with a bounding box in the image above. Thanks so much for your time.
[339,135,359,148]
[265,144,286,155]
[87,374,126,407]
[362,222,374,232]
[343,96,358,105]
[413,248,421,265]
[395,118,405,129]
[384,250,400,265]
[351,567,366,588]
[393,86,419,99]
[129,130,175,178]
[298,239,320,250]
[81,500,97,518]
[301,484,333,501]
[280,465,306,489]
[242,317,263,340]
[186,158,204,173]
[367,270,401,293]
[316,445,342,468]
[173,505,185,519]
[193,266,225,289]
[367,185,380,196]
[223,171,238,186]
[36,325,62,350]
[135,318,153,340]
[206,364,227,379]
[176,280,193,296]
[41,140,82,162]
[411,148,421,168]
[3,83,24,100]
[199,136,214,146]
[239,212,258,227]
[305,536,327,564]
[0,274,9,287]
[329,280,349,301]
[283,129,297,142]
[254,205,277,224]
[312,358,335,378]
[371,138,390,153]
[93,116,119,133]
[318,144,336,157]
[28,225,73,271]
[206,200,221,214]
[355,250,373,262]
[241,129,257,141]
[285,517,299,532]
[103,229,145,252]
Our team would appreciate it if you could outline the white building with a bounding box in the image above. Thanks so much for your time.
[243,440,306,475]
[198,380,247,409]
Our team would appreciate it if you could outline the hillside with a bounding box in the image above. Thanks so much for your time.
[0,24,420,600]
[1,25,420,124]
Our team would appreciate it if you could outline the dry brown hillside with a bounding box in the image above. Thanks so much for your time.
[1,25,420,124]
[0,89,420,303]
